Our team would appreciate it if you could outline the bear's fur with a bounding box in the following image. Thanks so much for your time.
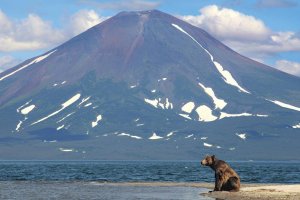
[201,155,240,192]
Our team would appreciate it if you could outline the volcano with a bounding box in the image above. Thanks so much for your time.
[0,10,300,160]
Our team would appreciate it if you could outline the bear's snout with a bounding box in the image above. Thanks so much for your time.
[201,160,206,165]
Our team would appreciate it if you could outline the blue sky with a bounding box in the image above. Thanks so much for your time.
[0,0,300,76]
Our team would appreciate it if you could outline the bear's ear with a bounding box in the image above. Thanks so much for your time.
[212,155,215,161]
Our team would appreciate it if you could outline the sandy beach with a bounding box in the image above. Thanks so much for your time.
[111,182,300,199]
[202,183,300,200]
[0,181,299,199]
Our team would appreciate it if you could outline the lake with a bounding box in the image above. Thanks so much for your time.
[0,161,299,199]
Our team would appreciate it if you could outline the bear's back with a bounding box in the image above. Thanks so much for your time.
[215,160,240,179]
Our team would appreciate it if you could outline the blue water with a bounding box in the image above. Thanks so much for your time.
[0,161,299,183]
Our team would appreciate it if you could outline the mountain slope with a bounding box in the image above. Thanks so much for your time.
[0,10,299,160]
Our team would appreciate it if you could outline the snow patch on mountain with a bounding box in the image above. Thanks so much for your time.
[17,100,32,113]
[179,113,192,120]
[144,98,158,108]
[57,112,75,123]
[213,61,250,94]
[195,105,218,122]
[43,140,57,143]
[165,98,173,109]
[256,114,269,117]
[219,112,268,119]
[15,116,29,132]
[167,131,177,137]
[56,124,65,130]
[181,102,195,113]
[144,98,173,109]
[118,133,142,139]
[84,103,92,107]
[198,83,227,109]
[59,148,74,152]
[220,112,252,119]
[149,133,163,140]
[78,96,91,106]
[53,81,67,87]
[203,142,213,147]
[171,23,250,94]
[267,99,300,112]
[31,93,81,125]
[62,93,81,107]
[158,78,168,82]
[20,105,35,115]
[15,120,23,132]
[0,50,56,82]
[236,133,247,140]
[293,123,300,128]
[15,104,33,132]
[91,115,102,128]
[185,134,194,139]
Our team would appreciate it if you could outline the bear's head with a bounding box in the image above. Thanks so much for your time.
[201,155,216,166]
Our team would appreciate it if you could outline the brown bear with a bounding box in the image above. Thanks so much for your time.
[201,155,240,192]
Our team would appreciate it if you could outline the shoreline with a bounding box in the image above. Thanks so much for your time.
[0,181,299,199]
[97,182,300,199]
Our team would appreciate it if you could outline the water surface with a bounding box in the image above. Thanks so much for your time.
[0,160,299,183]
[0,161,299,200]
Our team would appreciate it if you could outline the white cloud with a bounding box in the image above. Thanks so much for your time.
[181,5,271,42]
[269,32,300,52]
[275,60,300,76]
[0,10,12,33]
[66,10,108,36]
[220,31,300,62]
[220,32,300,61]
[0,9,108,53]
[0,9,109,72]
[16,14,64,43]
[0,10,65,52]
